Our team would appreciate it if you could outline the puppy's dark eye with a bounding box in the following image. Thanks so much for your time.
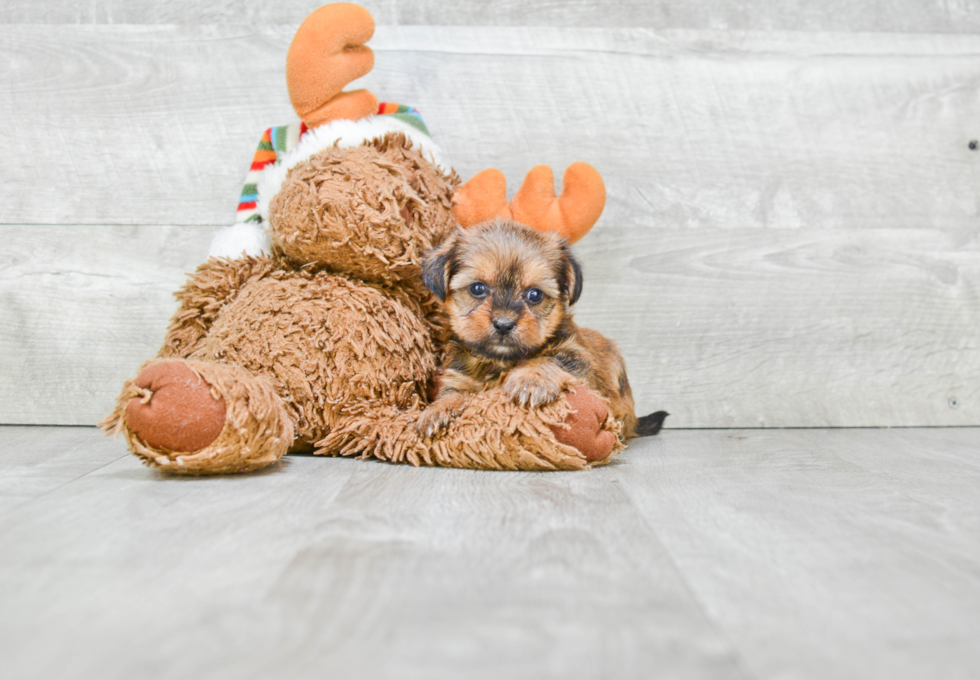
[524,288,545,305]
[468,282,489,298]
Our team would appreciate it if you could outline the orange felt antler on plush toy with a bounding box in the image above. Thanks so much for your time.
[286,2,378,127]
[452,162,607,244]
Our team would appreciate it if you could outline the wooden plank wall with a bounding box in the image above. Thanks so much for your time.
[1,2,978,428]
[5,0,980,32]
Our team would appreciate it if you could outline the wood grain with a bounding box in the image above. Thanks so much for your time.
[2,224,976,427]
[619,428,980,680]
[2,426,979,679]
[0,426,745,680]
[0,425,125,514]
[1,26,977,231]
[0,25,295,227]
[1,24,977,428]
[577,225,980,428]
[4,0,980,34]
[0,224,214,424]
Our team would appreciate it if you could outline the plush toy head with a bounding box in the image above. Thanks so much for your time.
[268,135,458,285]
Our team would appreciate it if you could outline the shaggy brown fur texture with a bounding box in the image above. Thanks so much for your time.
[103,133,624,474]
[269,137,457,286]
[104,359,292,474]
[418,220,640,438]
[316,386,623,471]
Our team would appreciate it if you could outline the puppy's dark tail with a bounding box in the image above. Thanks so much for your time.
[634,411,669,437]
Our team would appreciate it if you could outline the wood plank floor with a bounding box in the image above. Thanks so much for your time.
[1,425,977,680]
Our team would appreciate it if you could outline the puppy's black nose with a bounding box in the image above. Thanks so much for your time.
[492,317,516,334]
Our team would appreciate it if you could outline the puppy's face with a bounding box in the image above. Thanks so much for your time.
[423,219,583,361]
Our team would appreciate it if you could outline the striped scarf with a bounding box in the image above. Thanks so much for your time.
[236,104,429,224]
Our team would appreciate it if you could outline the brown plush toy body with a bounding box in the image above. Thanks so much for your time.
[103,3,627,474]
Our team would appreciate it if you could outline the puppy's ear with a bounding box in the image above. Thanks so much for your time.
[422,234,458,301]
[559,247,584,305]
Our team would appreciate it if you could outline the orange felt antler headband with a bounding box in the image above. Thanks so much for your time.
[452,163,606,244]
[286,3,378,127]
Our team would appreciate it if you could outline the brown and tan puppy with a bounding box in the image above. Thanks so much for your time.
[418,219,667,438]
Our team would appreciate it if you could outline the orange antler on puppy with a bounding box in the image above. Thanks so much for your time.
[452,162,606,244]
[286,2,379,127]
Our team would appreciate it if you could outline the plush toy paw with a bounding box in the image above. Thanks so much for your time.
[105,359,293,475]
[125,361,227,453]
[550,388,618,463]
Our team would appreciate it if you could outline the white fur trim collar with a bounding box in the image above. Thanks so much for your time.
[256,115,449,223]
[208,221,273,259]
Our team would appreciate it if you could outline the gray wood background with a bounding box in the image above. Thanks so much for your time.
[1,1,978,428]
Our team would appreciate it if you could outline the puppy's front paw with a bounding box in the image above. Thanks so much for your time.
[503,365,566,408]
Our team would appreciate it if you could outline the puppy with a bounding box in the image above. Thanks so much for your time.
[417,218,667,438]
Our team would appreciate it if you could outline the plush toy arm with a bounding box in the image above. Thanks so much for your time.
[160,256,276,359]
[316,385,623,470]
